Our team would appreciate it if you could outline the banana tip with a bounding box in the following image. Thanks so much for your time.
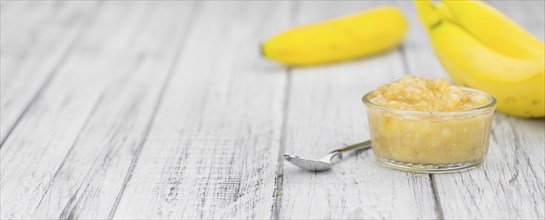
[260,43,266,57]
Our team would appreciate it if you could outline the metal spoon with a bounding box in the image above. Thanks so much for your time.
[283,140,372,171]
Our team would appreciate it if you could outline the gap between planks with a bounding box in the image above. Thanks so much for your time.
[276,1,437,218]
[272,1,299,219]
[0,3,101,148]
[395,1,447,215]
[398,42,446,220]
[32,92,106,214]
[272,69,291,220]
[429,175,445,220]
[106,2,202,218]
[1,2,200,218]
[398,44,445,219]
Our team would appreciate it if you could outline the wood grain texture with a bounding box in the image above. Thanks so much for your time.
[0,1,97,143]
[111,1,291,219]
[1,1,195,218]
[30,2,197,219]
[398,1,545,219]
[277,2,437,219]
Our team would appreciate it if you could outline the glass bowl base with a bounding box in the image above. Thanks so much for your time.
[376,157,483,174]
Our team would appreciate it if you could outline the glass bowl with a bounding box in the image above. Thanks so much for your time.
[362,88,496,173]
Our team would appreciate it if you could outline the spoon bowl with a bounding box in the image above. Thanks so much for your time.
[283,141,372,172]
[283,152,340,171]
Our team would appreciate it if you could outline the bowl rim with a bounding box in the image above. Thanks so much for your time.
[362,87,497,116]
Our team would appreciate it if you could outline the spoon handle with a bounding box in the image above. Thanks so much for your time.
[336,140,372,153]
[325,140,372,164]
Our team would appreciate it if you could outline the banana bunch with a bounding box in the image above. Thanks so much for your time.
[415,0,545,118]
[262,7,408,66]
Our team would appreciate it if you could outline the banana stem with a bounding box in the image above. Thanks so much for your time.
[414,0,442,30]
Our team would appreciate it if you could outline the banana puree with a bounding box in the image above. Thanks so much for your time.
[368,75,489,112]
[363,75,495,168]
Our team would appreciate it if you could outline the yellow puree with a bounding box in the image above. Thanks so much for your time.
[369,75,489,111]
[366,75,494,165]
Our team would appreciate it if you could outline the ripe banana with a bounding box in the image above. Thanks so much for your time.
[262,6,408,66]
[415,0,545,118]
[440,1,545,60]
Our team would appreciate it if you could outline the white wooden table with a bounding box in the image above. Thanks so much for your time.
[1,1,544,219]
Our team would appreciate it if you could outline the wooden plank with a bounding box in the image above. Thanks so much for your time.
[398,0,545,218]
[0,1,97,143]
[111,1,291,219]
[25,2,197,219]
[433,116,545,219]
[0,2,196,218]
[278,2,437,219]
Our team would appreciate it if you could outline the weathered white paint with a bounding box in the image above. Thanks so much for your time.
[0,2,160,219]
[111,1,291,219]
[0,1,543,219]
[0,1,97,142]
[24,2,196,219]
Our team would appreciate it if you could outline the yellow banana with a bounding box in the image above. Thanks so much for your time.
[440,0,545,60]
[434,3,455,21]
[415,0,545,118]
[262,6,408,66]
